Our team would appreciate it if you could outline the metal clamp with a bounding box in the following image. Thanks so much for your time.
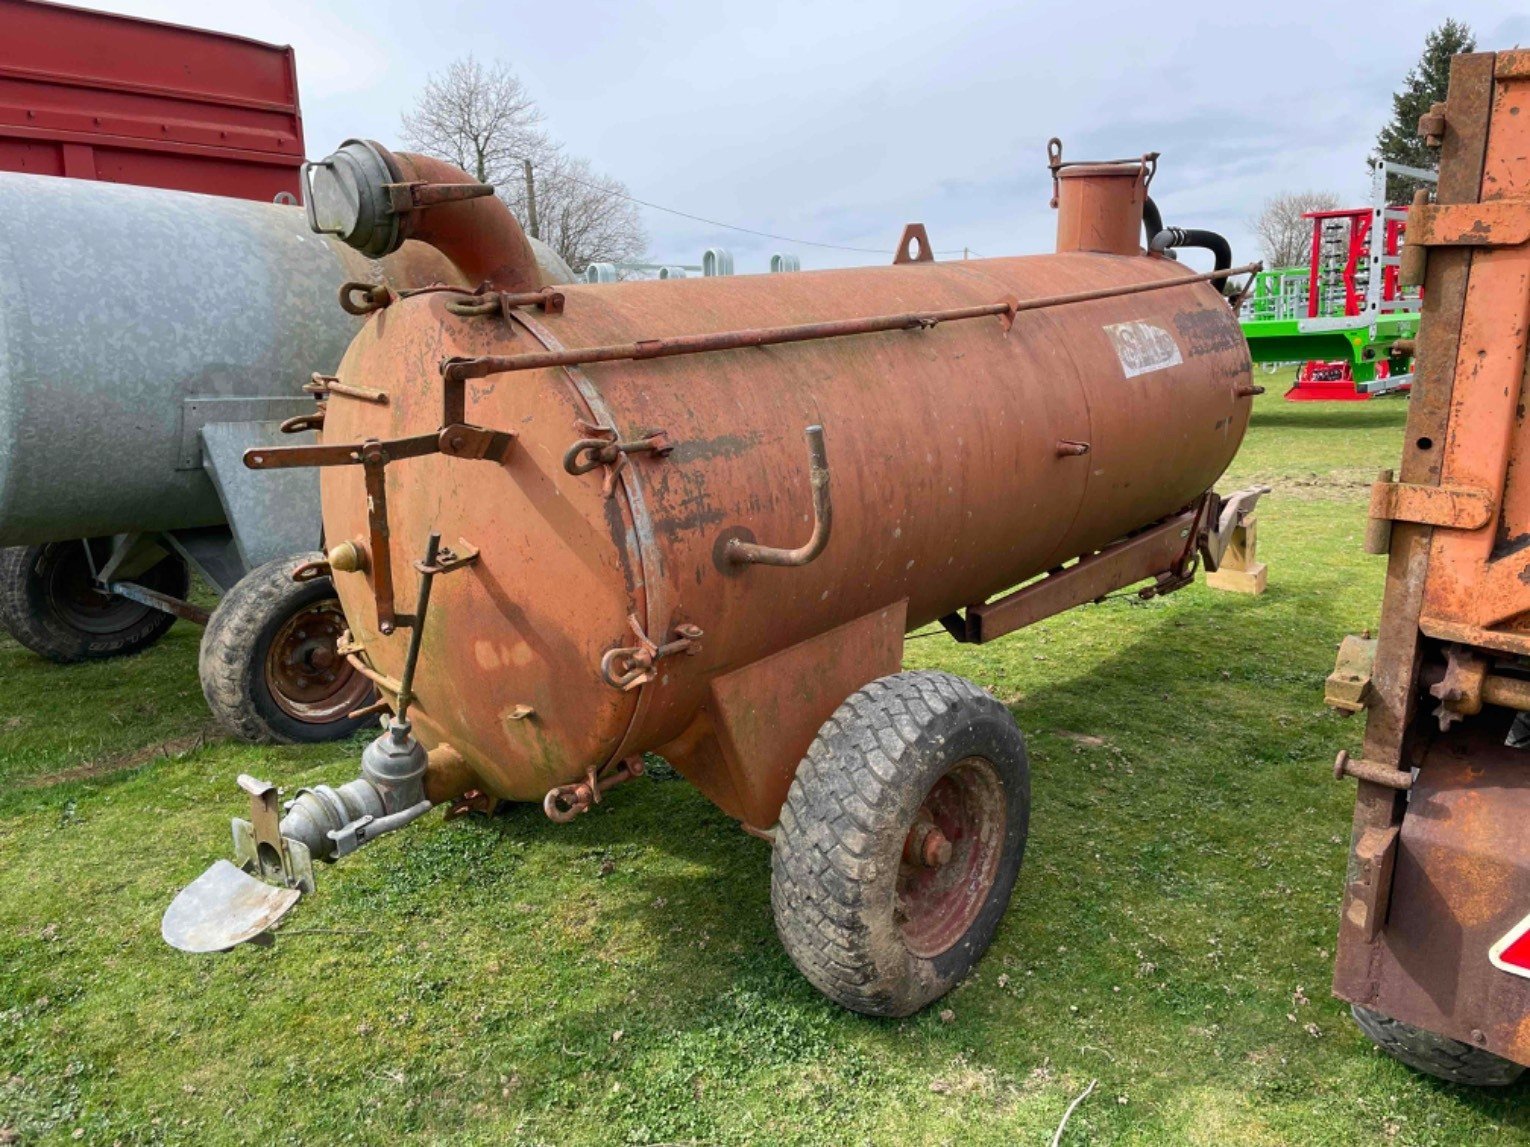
[600,614,703,691]
[339,281,394,316]
[446,286,566,317]
[281,411,326,435]
[725,425,833,567]
[564,430,673,475]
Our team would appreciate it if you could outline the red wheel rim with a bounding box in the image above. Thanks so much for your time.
[263,599,372,725]
[897,756,1007,959]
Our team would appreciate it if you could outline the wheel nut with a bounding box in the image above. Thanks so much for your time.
[904,821,953,868]
[921,829,953,868]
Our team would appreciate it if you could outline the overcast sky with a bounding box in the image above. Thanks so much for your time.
[78,1,1530,274]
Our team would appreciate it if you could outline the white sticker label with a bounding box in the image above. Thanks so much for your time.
[1104,321,1183,378]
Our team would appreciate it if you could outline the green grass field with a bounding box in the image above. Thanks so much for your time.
[3,378,1527,1144]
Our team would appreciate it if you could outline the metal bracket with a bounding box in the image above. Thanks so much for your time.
[230,774,315,893]
[1344,823,1401,941]
[245,430,509,634]
[893,223,935,265]
[1411,201,1530,248]
[306,373,389,405]
[600,614,703,691]
[1366,478,1494,554]
[563,425,673,497]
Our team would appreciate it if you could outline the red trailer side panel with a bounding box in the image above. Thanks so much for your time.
[0,0,303,200]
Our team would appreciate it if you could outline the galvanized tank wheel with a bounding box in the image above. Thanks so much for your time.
[1350,1005,1525,1087]
[0,539,187,662]
[770,669,1030,1016]
[199,552,375,744]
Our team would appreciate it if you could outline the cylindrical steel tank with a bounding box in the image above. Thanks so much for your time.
[0,172,573,545]
[311,160,1253,828]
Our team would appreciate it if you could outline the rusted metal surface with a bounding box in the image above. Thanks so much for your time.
[1368,479,1495,532]
[440,262,1260,384]
[945,509,1199,644]
[1332,51,1530,1072]
[300,144,1253,831]
[1413,56,1530,656]
[263,598,370,724]
[1411,200,1530,247]
[686,602,906,829]
[1332,50,1494,1006]
[1335,728,1530,1066]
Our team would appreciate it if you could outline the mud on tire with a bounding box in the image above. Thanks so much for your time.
[199,552,375,744]
[770,669,1030,1016]
[0,540,188,662]
[1351,1005,1525,1087]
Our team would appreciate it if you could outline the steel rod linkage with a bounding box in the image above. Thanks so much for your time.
[440,263,1262,384]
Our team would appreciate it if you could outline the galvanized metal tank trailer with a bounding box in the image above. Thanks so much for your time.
[0,170,573,742]
[166,139,1267,1016]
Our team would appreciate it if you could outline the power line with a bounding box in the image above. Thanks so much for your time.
[514,157,976,258]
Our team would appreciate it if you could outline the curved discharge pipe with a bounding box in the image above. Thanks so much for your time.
[1144,196,1233,293]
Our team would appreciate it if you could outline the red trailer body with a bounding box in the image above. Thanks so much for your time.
[0,0,303,201]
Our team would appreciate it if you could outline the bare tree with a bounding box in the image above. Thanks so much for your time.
[401,55,647,274]
[502,154,647,273]
[400,55,548,186]
[1250,191,1342,268]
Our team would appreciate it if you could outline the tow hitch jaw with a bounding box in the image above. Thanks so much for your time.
[161,718,434,953]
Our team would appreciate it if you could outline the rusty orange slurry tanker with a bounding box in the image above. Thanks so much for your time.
[163,138,1267,1015]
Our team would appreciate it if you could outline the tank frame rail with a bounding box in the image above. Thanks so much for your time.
[939,485,1269,645]
[439,262,1262,385]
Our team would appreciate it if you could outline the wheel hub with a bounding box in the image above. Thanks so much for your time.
[264,601,373,724]
[896,756,1007,959]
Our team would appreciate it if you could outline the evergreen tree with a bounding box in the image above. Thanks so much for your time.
[1371,19,1475,189]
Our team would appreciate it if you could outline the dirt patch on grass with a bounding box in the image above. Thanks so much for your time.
[1232,470,1374,502]
[20,729,217,789]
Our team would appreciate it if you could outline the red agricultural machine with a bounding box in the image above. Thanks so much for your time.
[1326,49,1530,1086]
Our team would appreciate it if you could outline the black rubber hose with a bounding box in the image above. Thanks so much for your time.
[1143,196,1164,252]
[1150,226,1233,292]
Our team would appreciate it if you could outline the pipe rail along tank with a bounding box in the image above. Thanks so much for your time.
[1321,49,1530,1086]
[164,137,1268,1015]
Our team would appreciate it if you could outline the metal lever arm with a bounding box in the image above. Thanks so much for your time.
[326,799,435,858]
[726,425,833,567]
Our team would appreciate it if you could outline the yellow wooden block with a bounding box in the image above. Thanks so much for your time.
[1206,561,1267,595]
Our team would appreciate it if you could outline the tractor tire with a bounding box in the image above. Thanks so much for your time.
[199,553,375,744]
[0,540,188,663]
[771,669,1030,1016]
[1351,1005,1525,1087]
